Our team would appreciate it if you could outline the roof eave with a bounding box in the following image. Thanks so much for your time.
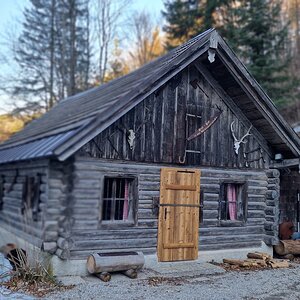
[216,36,300,158]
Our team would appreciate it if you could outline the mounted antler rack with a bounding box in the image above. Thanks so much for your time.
[230,121,252,155]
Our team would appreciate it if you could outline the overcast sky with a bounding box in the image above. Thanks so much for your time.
[0,0,165,114]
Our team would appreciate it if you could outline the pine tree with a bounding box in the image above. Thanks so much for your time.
[13,0,55,112]
[54,0,90,98]
[162,0,202,49]
[162,0,233,49]
[229,0,294,106]
[11,0,91,113]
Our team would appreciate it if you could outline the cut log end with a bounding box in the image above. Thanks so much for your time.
[274,240,300,256]
[87,255,96,274]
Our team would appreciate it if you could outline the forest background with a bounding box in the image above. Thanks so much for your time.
[0,0,299,142]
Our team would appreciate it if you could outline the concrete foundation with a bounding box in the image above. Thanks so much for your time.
[0,226,273,276]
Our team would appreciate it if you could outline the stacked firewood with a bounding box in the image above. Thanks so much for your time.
[223,252,289,269]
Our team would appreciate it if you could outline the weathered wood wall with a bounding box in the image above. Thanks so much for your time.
[0,160,49,247]
[66,157,278,259]
[78,65,269,169]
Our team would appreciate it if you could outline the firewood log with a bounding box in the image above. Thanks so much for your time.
[268,259,289,269]
[274,240,300,256]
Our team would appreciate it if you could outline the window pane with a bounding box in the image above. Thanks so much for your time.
[115,200,124,220]
[102,200,112,220]
[115,178,125,198]
[102,178,133,222]
[104,178,113,198]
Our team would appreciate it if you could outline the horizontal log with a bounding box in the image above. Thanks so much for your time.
[203,210,218,219]
[73,180,102,189]
[71,228,158,240]
[267,178,280,185]
[44,220,59,232]
[268,259,289,269]
[248,203,266,210]
[42,242,57,254]
[247,252,271,260]
[56,248,69,260]
[74,237,157,250]
[87,252,144,274]
[265,207,275,215]
[247,211,265,219]
[274,240,300,256]
[200,225,263,236]
[43,231,58,242]
[265,169,280,178]
[57,237,73,250]
[199,241,262,251]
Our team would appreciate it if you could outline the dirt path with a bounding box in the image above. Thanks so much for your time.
[45,263,300,300]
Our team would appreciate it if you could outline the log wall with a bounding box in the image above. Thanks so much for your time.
[78,65,270,169]
[47,159,74,258]
[0,160,49,247]
[67,157,278,259]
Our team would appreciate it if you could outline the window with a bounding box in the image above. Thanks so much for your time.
[21,174,42,221]
[101,177,137,223]
[219,182,247,223]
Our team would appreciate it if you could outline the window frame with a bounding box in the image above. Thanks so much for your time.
[218,179,248,226]
[99,174,138,228]
[21,174,42,222]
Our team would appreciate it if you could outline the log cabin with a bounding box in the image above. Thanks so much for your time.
[0,29,300,275]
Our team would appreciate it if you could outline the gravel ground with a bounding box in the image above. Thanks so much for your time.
[45,264,300,300]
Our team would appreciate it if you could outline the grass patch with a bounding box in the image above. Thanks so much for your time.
[0,248,74,297]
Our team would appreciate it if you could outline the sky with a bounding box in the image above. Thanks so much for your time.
[0,0,165,114]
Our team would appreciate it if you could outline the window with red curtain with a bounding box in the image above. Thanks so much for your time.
[101,177,136,223]
[219,182,247,222]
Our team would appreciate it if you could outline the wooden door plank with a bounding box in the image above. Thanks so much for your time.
[158,168,201,262]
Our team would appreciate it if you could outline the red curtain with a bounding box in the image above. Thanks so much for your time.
[227,184,237,220]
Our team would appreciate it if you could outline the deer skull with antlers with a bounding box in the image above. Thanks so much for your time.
[230,121,252,155]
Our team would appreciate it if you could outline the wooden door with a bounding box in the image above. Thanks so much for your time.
[157,168,201,262]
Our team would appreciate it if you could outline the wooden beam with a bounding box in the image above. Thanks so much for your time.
[270,158,300,169]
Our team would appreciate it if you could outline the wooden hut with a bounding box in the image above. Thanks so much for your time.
[0,29,300,275]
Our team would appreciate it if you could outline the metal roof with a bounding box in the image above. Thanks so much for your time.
[0,28,300,164]
[0,130,77,164]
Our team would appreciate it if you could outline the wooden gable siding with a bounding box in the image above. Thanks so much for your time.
[66,157,278,259]
[78,65,269,169]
